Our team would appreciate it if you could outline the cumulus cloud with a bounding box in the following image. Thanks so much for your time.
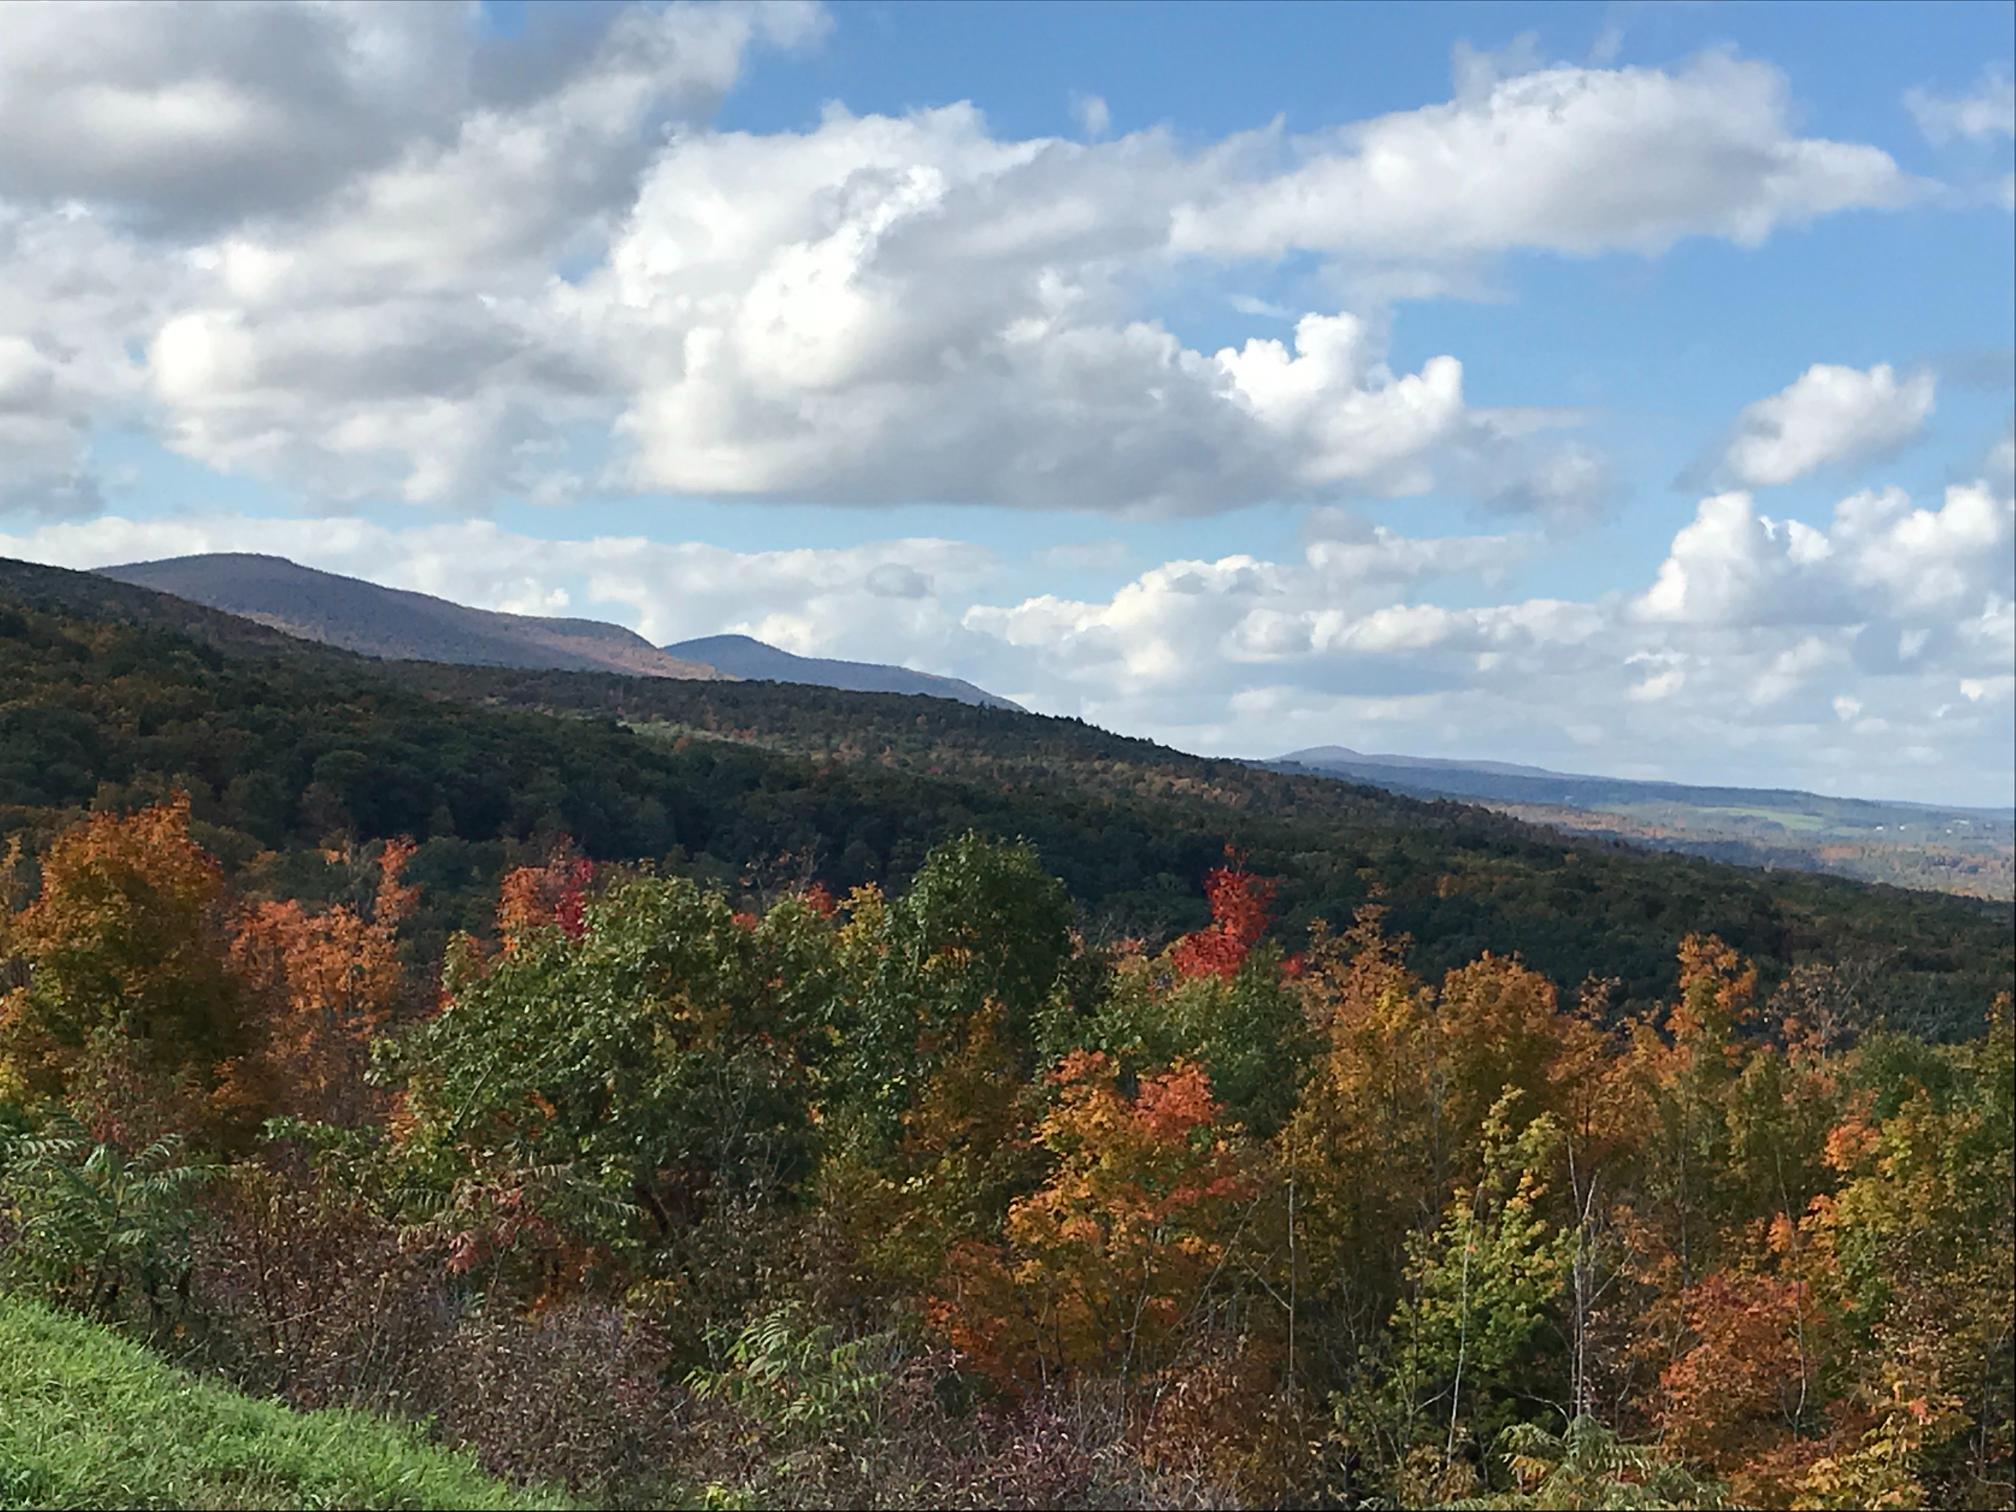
[1718,363,1935,487]
[0,12,1932,519]
[0,332,104,518]
[0,1,826,236]
[0,1,825,509]
[0,2,471,233]
[946,467,2012,800]
[0,206,176,516]
[1905,67,2016,143]
[600,110,1609,516]
[1638,479,2013,628]
[1171,51,1917,260]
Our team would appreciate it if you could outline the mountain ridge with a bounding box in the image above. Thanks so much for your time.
[91,552,1019,708]
[662,631,1020,710]
[97,553,725,681]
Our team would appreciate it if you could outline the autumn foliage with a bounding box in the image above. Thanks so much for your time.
[2,805,2011,1510]
[226,839,417,1125]
[1170,849,1276,980]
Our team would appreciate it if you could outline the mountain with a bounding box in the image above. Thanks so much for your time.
[5,552,2010,1035]
[662,632,1020,710]
[1272,746,2016,900]
[97,553,725,681]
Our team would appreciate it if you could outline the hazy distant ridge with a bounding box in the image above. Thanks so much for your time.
[663,633,1022,710]
[98,554,725,680]
[1274,745,2015,822]
[1272,743,2015,899]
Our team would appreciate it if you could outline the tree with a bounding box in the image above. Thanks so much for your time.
[0,796,246,1140]
[1801,1001,2015,1507]
[226,839,417,1126]
[385,872,830,1294]
[1277,908,1441,1373]
[1381,1091,1570,1489]
[932,1052,1253,1384]
[822,998,1038,1292]
[1171,850,1276,982]
[822,834,1073,1148]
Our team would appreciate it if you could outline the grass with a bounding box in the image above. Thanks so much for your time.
[0,1293,575,1511]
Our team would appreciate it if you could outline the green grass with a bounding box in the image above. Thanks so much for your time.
[0,1294,575,1510]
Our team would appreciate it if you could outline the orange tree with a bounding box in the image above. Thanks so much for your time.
[0,796,247,1142]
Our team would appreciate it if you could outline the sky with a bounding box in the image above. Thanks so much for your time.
[1,1,2012,805]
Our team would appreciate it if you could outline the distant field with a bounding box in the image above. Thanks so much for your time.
[1688,805,1833,832]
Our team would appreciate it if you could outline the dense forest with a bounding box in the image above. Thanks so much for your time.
[2,557,2009,1037]
[2,558,2014,1508]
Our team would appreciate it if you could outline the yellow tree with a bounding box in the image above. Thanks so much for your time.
[933,1051,1253,1385]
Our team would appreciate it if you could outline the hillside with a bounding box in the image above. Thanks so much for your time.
[0,1295,568,1510]
[1273,747,2016,900]
[4,554,2008,1035]
[98,553,725,681]
[3,555,2013,1512]
[664,631,1020,709]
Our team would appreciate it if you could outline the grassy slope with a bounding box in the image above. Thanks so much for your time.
[0,1295,570,1511]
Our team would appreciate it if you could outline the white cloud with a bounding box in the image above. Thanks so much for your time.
[0,2,471,233]
[0,2,826,236]
[1070,92,1111,140]
[0,14,1932,520]
[1171,51,1917,260]
[1638,492,1841,627]
[944,468,2012,801]
[1905,68,2016,143]
[1719,362,1935,487]
[1638,479,2013,630]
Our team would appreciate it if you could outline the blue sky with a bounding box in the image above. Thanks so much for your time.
[1,0,2011,802]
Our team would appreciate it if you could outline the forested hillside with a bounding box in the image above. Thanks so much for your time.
[2,555,2012,1508]
[1,796,2008,1507]
[2,556,2010,1034]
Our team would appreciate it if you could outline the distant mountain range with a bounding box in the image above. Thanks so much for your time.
[101,554,723,680]
[662,633,1020,710]
[95,553,1017,707]
[1271,745,2016,900]
[1280,744,1567,780]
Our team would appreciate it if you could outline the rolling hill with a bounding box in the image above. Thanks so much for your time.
[98,553,725,681]
[663,632,1020,709]
[3,554,2011,1034]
